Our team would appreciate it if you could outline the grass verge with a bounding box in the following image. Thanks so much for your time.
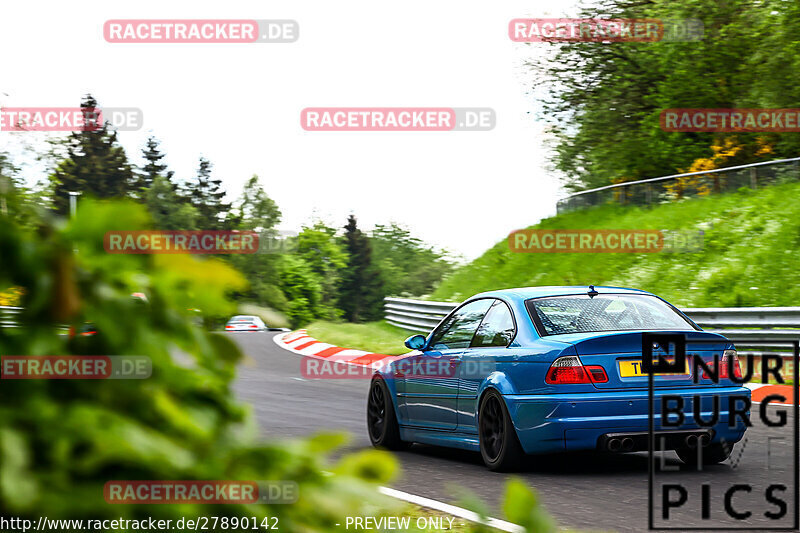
[432,182,800,308]
[305,320,412,355]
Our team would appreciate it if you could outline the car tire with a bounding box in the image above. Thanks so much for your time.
[676,442,731,466]
[367,377,409,451]
[478,389,525,471]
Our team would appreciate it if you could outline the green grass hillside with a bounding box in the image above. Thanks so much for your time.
[432,183,800,308]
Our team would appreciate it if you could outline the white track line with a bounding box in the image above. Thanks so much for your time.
[379,486,524,533]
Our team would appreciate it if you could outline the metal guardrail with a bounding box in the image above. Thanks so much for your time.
[0,306,22,328]
[384,298,459,332]
[556,156,800,213]
[385,298,800,352]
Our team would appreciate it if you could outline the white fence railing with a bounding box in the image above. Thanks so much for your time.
[385,298,800,352]
[556,156,800,213]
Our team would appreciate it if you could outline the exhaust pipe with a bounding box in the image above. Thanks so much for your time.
[698,433,710,447]
[621,438,634,451]
[685,435,699,448]
[607,438,621,452]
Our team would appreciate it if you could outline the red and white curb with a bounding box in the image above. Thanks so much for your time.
[274,329,414,375]
[744,383,795,405]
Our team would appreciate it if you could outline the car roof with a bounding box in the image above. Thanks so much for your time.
[469,285,653,302]
[230,315,258,320]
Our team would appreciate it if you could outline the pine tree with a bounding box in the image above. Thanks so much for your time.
[185,157,230,230]
[338,215,386,322]
[138,136,174,192]
[51,94,137,214]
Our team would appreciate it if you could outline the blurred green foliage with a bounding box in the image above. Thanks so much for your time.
[0,199,408,529]
[502,480,557,533]
[0,197,561,532]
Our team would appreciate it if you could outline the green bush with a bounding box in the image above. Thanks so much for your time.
[286,297,316,329]
[0,200,403,528]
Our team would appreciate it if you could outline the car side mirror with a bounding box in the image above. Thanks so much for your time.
[404,334,427,351]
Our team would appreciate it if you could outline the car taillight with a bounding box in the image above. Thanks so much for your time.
[545,356,607,384]
[249,324,258,328]
[721,349,742,379]
[586,365,609,383]
[226,325,233,329]
[700,350,741,379]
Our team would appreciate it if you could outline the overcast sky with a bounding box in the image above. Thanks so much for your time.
[1,0,579,260]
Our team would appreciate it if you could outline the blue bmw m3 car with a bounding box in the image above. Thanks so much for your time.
[366,286,750,471]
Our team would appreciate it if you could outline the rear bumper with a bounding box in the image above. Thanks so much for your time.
[598,428,712,452]
[504,387,750,455]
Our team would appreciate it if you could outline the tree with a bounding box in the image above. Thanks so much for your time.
[51,94,136,214]
[144,176,199,230]
[0,153,49,230]
[235,175,281,232]
[225,176,284,310]
[294,221,348,318]
[338,215,385,322]
[534,0,799,191]
[0,152,19,217]
[370,223,454,297]
[137,136,174,192]
[279,255,322,327]
[184,157,230,229]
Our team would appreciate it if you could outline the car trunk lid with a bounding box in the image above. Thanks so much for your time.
[552,330,732,390]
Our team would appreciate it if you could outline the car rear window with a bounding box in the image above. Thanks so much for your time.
[526,294,696,336]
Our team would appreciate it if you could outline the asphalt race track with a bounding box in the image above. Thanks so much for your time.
[231,332,798,532]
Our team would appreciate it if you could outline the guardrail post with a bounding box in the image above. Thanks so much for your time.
[750,167,758,190]
[645,183,652,206]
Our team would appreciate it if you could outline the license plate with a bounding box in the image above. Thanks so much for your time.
[618,359,689,377]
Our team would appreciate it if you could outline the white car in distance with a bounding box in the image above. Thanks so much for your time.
[225,315,267,331]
